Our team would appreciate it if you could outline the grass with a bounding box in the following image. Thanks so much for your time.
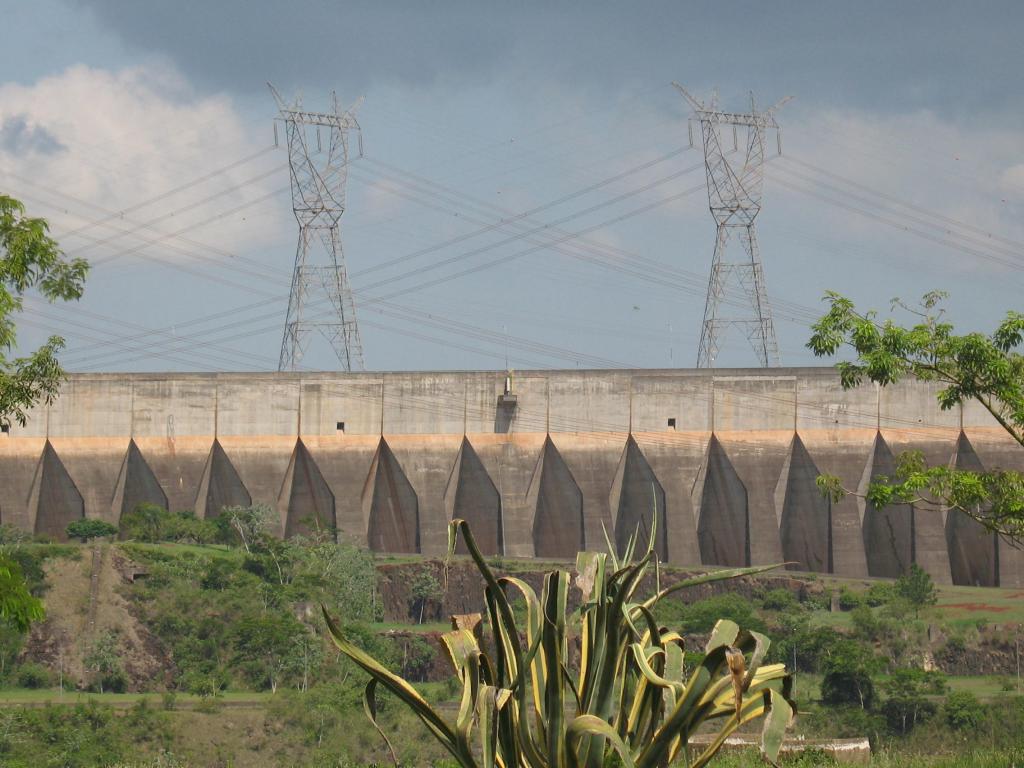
[0,688,272,707]
[944,675,1023,699]
[709,747,1024,767]
[374,619,451,633]
[932,584,1024,625]
[120,541,241,559]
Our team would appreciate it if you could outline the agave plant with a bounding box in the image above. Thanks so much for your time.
[323,519,795,768]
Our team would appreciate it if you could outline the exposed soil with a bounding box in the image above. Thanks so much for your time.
[22,545,173,691]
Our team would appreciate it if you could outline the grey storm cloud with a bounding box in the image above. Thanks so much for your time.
[0,115,65,155]
[69,0,1024,116]
[69,0,517,94]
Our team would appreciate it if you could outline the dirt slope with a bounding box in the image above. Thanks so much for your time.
[23,545,172,691]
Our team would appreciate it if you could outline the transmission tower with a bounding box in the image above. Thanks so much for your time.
[673,83,790,368]
[270,83,364,372]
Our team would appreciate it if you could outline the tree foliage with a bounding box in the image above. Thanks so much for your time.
[0,555,43,632]
[895,564,938,615]
[0,195,87,632]
[944,690,984,731]
[819,638,881,709]
[66,519,118,542]
[84,630,126,693]
[0,194,88,429]
[880,668,945,735]
[809,291,1024,539]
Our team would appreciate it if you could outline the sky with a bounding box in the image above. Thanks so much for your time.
[1,1,1022,373]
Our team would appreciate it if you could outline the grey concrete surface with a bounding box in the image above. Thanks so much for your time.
[0,368,1020,587]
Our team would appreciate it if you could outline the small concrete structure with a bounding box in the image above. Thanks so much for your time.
[1,368,1021,587]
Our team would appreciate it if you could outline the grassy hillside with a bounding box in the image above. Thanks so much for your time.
[1,527,1022,766]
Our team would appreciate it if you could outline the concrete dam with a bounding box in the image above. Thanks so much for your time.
[1,368,1021,588]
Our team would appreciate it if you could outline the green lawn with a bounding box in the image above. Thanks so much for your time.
[945,675,1023,699]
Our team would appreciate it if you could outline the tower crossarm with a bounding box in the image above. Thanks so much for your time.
[275,109,361,130]
[690,109,779,129]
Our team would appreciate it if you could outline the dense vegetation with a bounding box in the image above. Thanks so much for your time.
[0,507,1022,766]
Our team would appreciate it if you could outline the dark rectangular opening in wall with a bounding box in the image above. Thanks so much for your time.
[0,424,8,434]
[667,418,676,430]
[336,421,345,433]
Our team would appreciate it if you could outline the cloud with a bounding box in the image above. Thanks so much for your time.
[67,0,1024,119]
[0,115,65,155]
[763,106,1024,275]
[70,0,515,96]
[0,64,289,260]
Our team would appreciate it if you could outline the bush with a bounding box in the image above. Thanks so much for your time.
[865,582,897,607]
[945,690,984,730]
[837,586,864,611]
[0,524,31,545]
[657,592,768,634]
[16,662,52,689]
[761,588,798,611]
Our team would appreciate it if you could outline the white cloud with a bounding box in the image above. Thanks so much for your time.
[0,64,289,262]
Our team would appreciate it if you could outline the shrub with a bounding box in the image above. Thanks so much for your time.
[945,690,984,731]
[16,662,52,689]
[761,588,798,612]
[658,592,768,635]
[837,586,864,611]
[864,582,897,607]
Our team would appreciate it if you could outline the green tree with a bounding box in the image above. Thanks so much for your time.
[944,690,984,731]
[66,519,118,542]
[809,291,1024,539]
[896,563,938,616]
[0,194,88,429]
[0,195,88,632]
[219,503,276,553]
[0,556,43,632]
[84,630,125,693]
[408,566,442,624]
[820,638,881,709]
[880,668,942,734]
[120,502,167,542]
[286,533,380,623]
[230,613,306,692]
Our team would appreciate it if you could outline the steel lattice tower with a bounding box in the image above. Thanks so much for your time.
[270,84,364,372]
[673,83,790,368]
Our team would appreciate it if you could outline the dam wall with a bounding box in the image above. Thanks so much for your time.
[1,368,1021,587]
